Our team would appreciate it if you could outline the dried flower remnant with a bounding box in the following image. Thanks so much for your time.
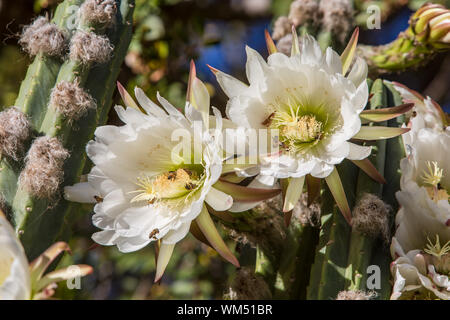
[336,290,376,300]
[272,16,293,41]
[50,80,96,120]
[352,193,391,242]
[80,0,117,27]
[225,267,272,300]
[19,136,69,199]
[319,0,354,44]
[0,107,31,160]
[70,30,113,64]
[289,0,321,27]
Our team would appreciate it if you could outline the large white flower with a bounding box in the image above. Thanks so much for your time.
[214,34,370,179]
[0,213,30,300]
[211,29,410,221]
[64,68,277,280]
[390,237,450,300]
[393,81,448,134]
[390,85,450,299]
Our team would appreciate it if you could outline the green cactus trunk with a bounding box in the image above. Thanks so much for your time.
[344,79,387,294]
[305,79,406,300]
[306,159,357,300]
[0,0,82,217]
[3,0,135,260]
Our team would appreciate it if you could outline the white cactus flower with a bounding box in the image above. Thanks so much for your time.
[0,213,31,300]
[64,66,271,280]
[211,29,410,222]
[393,81,448,134]
[0,213,90,300]
[213,34,370,180]
[391,85,450,300]
[391,236,450,300]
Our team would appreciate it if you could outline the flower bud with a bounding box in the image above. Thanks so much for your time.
[409,3,450,48]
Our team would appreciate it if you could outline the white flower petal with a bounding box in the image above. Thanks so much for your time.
[214,69,249,98]
[347,142,372,160]
[64,182,97,203]
[245,46,269,87]
[162,222,191,245]
[347,57,368,88]
[205,187,233,211]
[324,47,342,74]
[156,92,183,117]
[0,215,31,300]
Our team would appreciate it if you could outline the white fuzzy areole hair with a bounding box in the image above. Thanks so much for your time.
[19,16,67,57]
[19,136,69,199]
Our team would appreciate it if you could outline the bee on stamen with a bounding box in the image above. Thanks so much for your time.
[185,182,197,190]
[317,132,324,140]
[280,141,289,151]
[94,196,103,203]
[149,228,159,240]
[167,171,177,181]
[148,199,156,205]
[262,112,275,126]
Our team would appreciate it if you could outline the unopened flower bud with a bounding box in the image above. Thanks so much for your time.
[409,3,450,48]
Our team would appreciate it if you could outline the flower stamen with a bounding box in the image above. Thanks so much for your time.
[130,168,202,204]
[424,235,450,260]
[422,161,443,187]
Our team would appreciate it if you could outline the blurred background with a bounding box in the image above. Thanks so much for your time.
[0,0,449,299]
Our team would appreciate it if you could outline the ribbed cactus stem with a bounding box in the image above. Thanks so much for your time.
[0,0,81,214]
[307,160,358,300]
[382,80,406,212]
[255,244,278,288]
[273,220,319,299]
[344,79,387,293]
[15,0,83,128]
[8,0,135,259]
[371,80,408,300]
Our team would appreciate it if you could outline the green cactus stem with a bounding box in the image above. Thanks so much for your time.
[306,159,358,300]
[0,0,82,216]
[273,219,319,299]
[369,80,408,300]
[344,79,388,294]
[9,0,135,259]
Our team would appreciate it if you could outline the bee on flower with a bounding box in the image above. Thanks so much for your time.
[209,27,411,223]
[64,62,280,281]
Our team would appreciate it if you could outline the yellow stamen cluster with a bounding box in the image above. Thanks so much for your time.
[421,161,443,187]
[424,235,450,260]
[271,108,323,153]
[421,161,449,202]
[282,115,322,142]
[130,168,201,204]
